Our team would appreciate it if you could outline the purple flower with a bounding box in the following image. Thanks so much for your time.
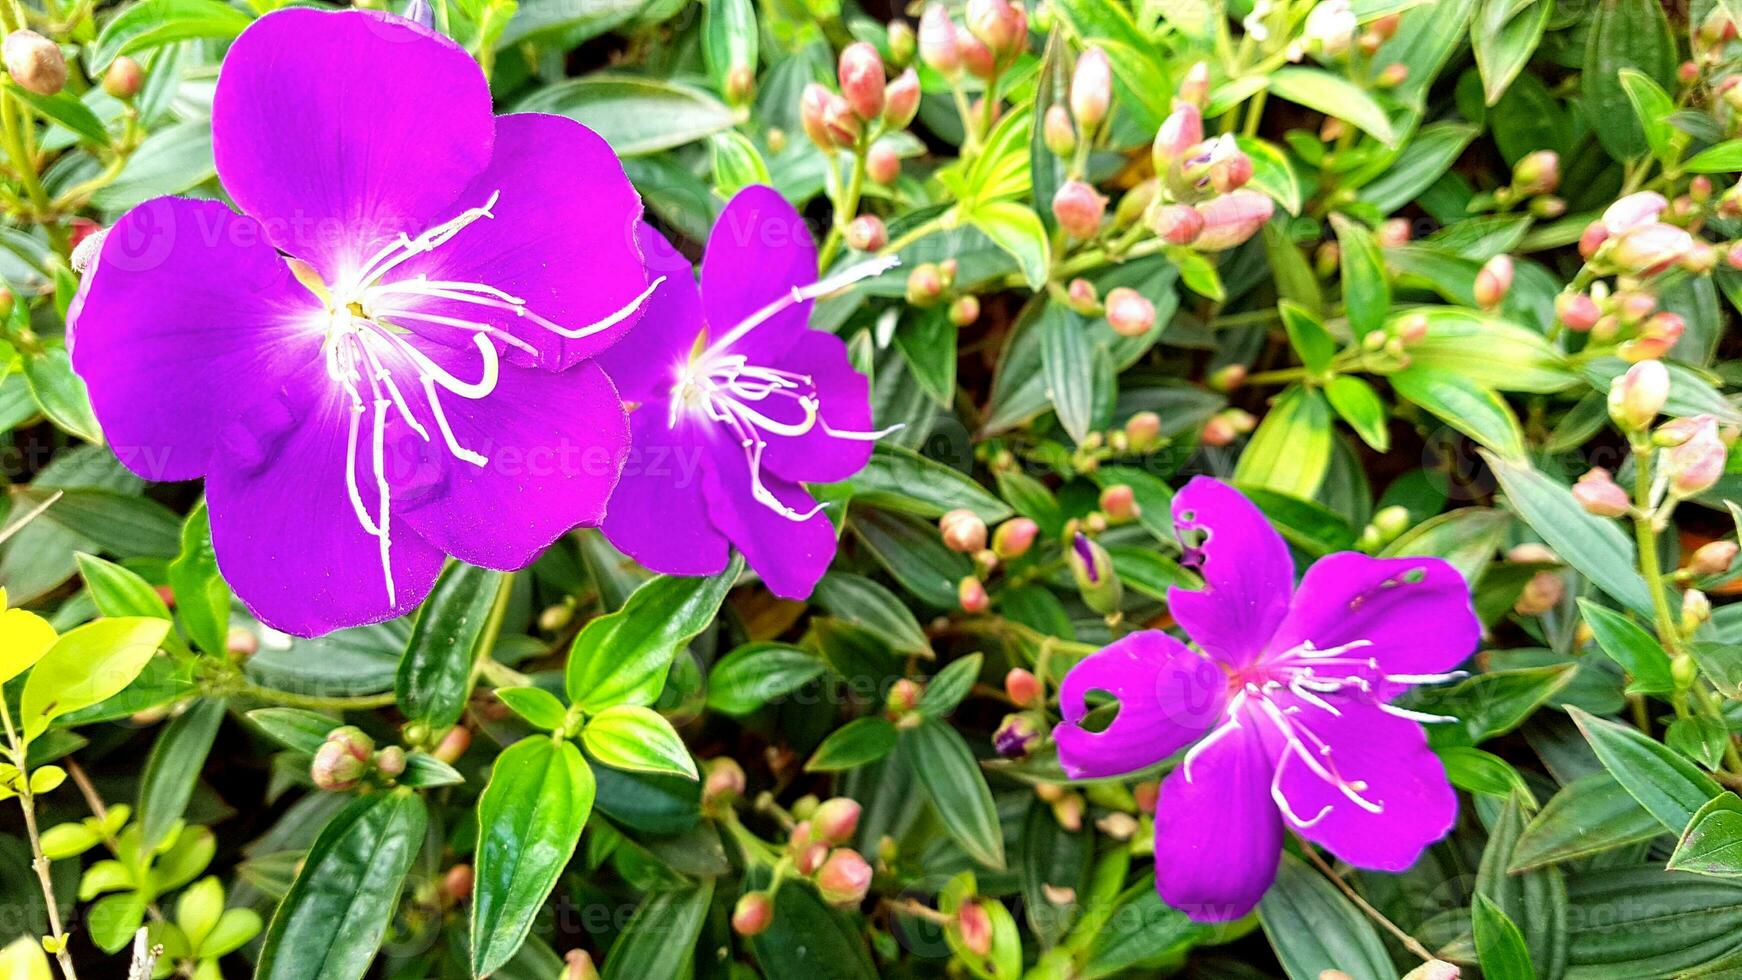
[68,9,653,636]
[596,187,894,599]
[1054,477,1477,922]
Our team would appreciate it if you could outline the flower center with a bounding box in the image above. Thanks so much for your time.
[308,191,660,605]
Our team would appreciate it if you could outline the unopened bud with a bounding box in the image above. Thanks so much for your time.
[1684,588,1713,630]
[564,950,600,980]
[1399,962,1460,980]
[957,31,997,79]
[4,31,65,96]
[1052,792,1085,831]
[1377,218,1411,247]
[725,63,757,106]
[373,745,406,778]
[1201,413,1237,446]
[1663,415,1727,497]
[1097,812,1139,840]
[907,263,944,305]
[1068,533,1122,614]
[1556,292,1600,331]
[1474,254,1513,309]
[800,84,836,149]
[1530,195,1567,219]
[1579,221,1610,260]
[1376,63,1408,87]
[1603,191,1670,234]
[1303,0,1357,58]
[813,797,862,843]
[1043,103,1076,156]
[886,678,922,715]
[1192,189,1274,251]
[310,727,374,791]
[433,725,471,764]
[955,900,994,956]
[1065,277,1100,314]
[1209,149,1254,194]
[1099,484,1140,523]
[1004,667,1040,706]
[1207,363,1247,393]
[1573,468,1632,517]
[958,575,991,613]
[1150,203,1204,245]
[965,0,1026,61]
[838,43,887,120]
[1512,150,1560,196]
[991,517,1040,560]
[867,143,901,185]
[225,626,258,659]
[703,757,746,806]
[815,849,873,905]
[846,214,887,252]
[1692,540,1739,575]
[1515,570,1565,615]
[1104,287,1155,336]
[919,6,961,77]
[949,294,980,326]
[102,56,144,100]
[1620,311,1684,363]
[883,68,921,128]
[1125,410,1162,449]
[820,94,862,147]
[1070,48,1112,130]
[443,864,474,903]
[940,508,989,552]
[1052,180,1108,239]
[993,713,1041,757]
[1178,61,1210,105]
[1608,359,1670,431]
[733,892,775,936]
[1151,103,1204,174]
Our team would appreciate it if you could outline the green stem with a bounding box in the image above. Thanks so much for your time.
[0,700,79,980]
[0,91,65,253]
[817,144,868,270]
[466,571,518,688]
[879,213,952,257]
[230,682,398,712]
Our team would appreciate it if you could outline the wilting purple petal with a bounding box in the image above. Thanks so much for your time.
[1054,630,1225,779]
[701,185,818,362]
[601,407,732,577]
[206,368,445,635]
[69,198,327,482]
[594,225,706,405]
[211,8,493,281]
[754,331,874,484]
[1167,477,1294,667]
[1153,721,1281,922]
[1268,697,1457,870]
[384,113,648,372]
[700,433,838,600]
[1268,553,1479,692]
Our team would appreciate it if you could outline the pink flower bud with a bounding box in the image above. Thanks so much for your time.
[1610,222,1695,276]
[733,892,774,936]
[955,900,994,956]
[1572,468,1631,518]
[1555,292,1600,331]
[907,264,944,305]
[821,93,862,147]
[1515,569,1565,615]
[102,56,144,100]
[1209,363,1247,391]
[813,798,862,844]
[1004,667,1041,706]
[1579,221,1609,260]
[1602,191,1669,234]
[957,30,997,79]
[1070,48,1112,130]
[883,68,921,128]
[1395,312,1430,345]
[846,214,887,252]
[838,43,887,120]
[1620,311,1684,362]
[1691,540,1739,575]
[867,143,901,184]
[1099,483,1140,521]
[1178,61,1210,105]
[966,0,1025,59]
[992,517,1040,559]
[4,30,65,96]
[1065,276,1100,313]
[725,64,756,106]
[1377,218,1411,247]
[958,575,991,613]
[949,294,980,326]
[1201,413,1236,446]
[1303,0,1357,58]
[1608,359,1670,430]
[1104,286,1155,336]
[815,849,874,906]
[1208,146,1254,194]
[1474,255,1513,309]
[310,726,374,792]
[702,757,746,805]
[1151,102,1204,174]
[1150,203,1204,244]
[565,950,600,980]
[1052,180,1108,239]
[1376,63,1409,87]
[1191,189,1274,251]
[1124,411,1162,449]
[940,508,989,552]
[1664,415,1727,497]
[443,864,474,902]
[799,83,835,149]
[1400,963,1461,980]
[1511,150,1560,196]
[1682,241,1717,274]
[919,6,961,77]
[374,745,406,778]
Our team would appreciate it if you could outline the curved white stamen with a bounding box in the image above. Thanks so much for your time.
[704,255,900,357]
[1271,751,1333,827]
[1379,703,1460,724]
[1384,671,1468,685]
[1255,695,1384,815]
[1182,711,1243,783]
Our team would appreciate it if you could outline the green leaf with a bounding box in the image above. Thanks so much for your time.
[1325,376,1390,452]
[513,77,736,156]
[709,131,770,197]
[829,445,1012,524]
[88,892,147,954]
[565,559,739,712]
[165,503,227,656]
[1618,68,1684,166]
[918,653,981,718]
[969,200,1051,290]
[1417,664,1576,743]
[707,642,827,716]
[87,0,252,72]
[1392,307,1575,393]
[7,88,108,145]
[1569,705,1724,832]
[1235,135,1303,215]
[893,307,958,406]
[1357,122,1479,213]
[22,348,101,444]
[1257,852,1394,980]
[1390,366,1525,459]
[397,562,503,731]
[1483,454,1655,619]
[699,0,756,94]
[74,553,170,622]
[805,716,898,772]
[1669,793,1742,878]
[601,884,714,980]
[1477,791,1567,980]
[136,698,224,850]
[1581,0,1676,161]
[1331,214,1390,338]
[1577,600,1675,695]
[1268,67,1398,146]
[581,705,697,779]
[905,719,1005,868]
[812,572,932,657]
[1474,893,1539,980]
[1472,0,1550,105]
[1279,300,1337,373]
[849,507,970,609]
[1441,745,1534,800]
[495,687,569,731]
[21,618,170,741]
[1510,772,1660,873]
[245,708,337,755]
[1684,139,1742,173]
[257,791,428,980]
[1563,865,1742,976]
[471,737,595,977]
[1232,385,1333,498]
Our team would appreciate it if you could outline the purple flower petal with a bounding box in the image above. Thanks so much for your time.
[383,113,649,373]
[1270,697,1457,870]
[702,185,818,362]
[754,331,875,485]
[210,8,493,281]
[1153,721,1281,922]
[206,371,445,636]
[1267,553,1479,687]
[394,360,629,570]
[594,224,707,405]
[1055,630,1225,778]
[69,198,327,482]
[700,434,837,599]
[1167,477,1294,667]
[601,406,733,577]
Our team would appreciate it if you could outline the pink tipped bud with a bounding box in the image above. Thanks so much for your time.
[1376,63,1409,87]
[102,56,144,100]
[310,726,375,792]
[919,6,961,76]
[1201,413,1237,446]
[906,263,945,305]
[1150,203,1204,244]
[1070,48,1112,129]
[1178,61,1210,105]
[883,68,921,128]
[1192,189,1274,251]
[1004,667,1041,706]
[867,143,901,184]
[1692,540,1739,575]
[966,0,1025,59]
[374,746,406,778]
[1620,311,1685,362]
[813,798,862,844]
[725,64,757,106]
[1474,255,1513,309]
[1151,102,1204,174]
[949,294,981,326]
[1043,103,1076,156]
[1680,60,1701,85]
[957,31,997,79]
[815,849,874,906]
[1399,962,1461,980]
[1208,147,1254,194]
[940,508,989,553]
[1515,569,1565,615]
[1617,291,1656,326]
[1377,218,1411,247]
[1511,150,1560,196]
[1610,223,1695,276]
[1573,468,1631,518]
[1608,359,1671,431]
[846,214,887,252]
[1125,411,1162,449]
[955,900,994,956]
[1099,483,1140,522]
[443,864,475,902]
[433,725,471,764]
[838,43,887,120]
[1664,415,1727,497]
[992,517,1040,559]
[733,892,775,936]
[1555,292,1600,331]
[1579,221,1610,260]
[1104,287,1155,336]
[1065,277,1100,314]
[702,757,746,805]
[1303,0,1357,58]
[958,575,991,613]
[1209,363,1246,392]
[888,20,917,65]
[565,950,600,980]
[821,94,862,147]
[4,30,65,96]
[1602,191,1670,235]
[1395,312,1430,345]
[800,84,835,149]
[1682,241,1717,274]
[1052,180,1108,239]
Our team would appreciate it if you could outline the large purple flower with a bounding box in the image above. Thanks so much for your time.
[68,8,654,636]
[1054,477,1478,922]
[596,186,893,599]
